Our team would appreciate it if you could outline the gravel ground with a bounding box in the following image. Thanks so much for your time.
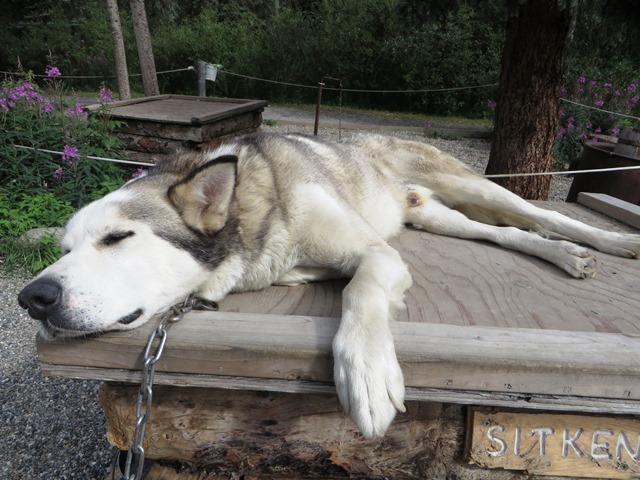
[0,112,571,479]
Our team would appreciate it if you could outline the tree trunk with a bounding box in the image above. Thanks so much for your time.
[485,0,575,200]
[105,0,131,100]
[129,0,159,96]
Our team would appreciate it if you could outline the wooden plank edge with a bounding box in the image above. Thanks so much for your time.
[190,102,267,124]
[577,192,640,229]
[85,94,171,111]
[38,364,640,416]
[37,311,640,372]
[36,312,640,399]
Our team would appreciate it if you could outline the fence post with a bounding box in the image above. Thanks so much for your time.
[198,61,206,97]
[314,82,324,135]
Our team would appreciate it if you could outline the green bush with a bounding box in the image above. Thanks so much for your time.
[554,75,640,166]
[0,67,129,272]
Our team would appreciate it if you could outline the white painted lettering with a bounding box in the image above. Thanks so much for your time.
[615,431,640,462]
[591,429,613,460]
[487,425,507,457]
[514,426,522,456]
[562,428,583,457]
[531,427,555,456]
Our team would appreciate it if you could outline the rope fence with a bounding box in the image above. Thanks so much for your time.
[0,66,194,80]
[14,145,640,178]
[1,62,637,122]
[5,63,639,178]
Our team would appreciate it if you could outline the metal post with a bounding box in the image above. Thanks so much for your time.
[314,82,324,135]
[198,61,206,97]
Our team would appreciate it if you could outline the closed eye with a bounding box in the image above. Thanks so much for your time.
[101,230,135,246]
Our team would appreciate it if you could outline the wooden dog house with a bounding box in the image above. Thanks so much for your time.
[36,195,640,479]
[87,95,268,164]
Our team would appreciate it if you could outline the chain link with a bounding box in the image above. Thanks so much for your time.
[119,294,218,480]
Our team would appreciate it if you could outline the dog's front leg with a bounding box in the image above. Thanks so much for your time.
[332,245,412,438]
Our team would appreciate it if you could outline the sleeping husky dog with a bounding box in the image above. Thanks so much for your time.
[18,132,640,438]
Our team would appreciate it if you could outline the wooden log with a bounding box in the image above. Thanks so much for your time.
[115,111,263,143]
[100,383,527,479]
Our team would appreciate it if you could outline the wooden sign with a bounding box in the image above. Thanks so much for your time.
[467,408,640,479]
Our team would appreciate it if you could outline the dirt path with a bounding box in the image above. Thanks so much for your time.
[263,105,492,138]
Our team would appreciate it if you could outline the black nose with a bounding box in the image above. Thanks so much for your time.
[18,277,63,321]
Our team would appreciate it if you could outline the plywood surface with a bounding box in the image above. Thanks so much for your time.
[93,95,267,125]
[219,202,640,335]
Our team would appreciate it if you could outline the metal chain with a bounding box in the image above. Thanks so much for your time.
[119,294,218,480]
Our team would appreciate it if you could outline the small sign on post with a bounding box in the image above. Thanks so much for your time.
[197,61,219,97]
[467,408,640,478]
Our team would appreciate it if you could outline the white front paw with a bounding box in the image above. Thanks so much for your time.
[333,331,406,438]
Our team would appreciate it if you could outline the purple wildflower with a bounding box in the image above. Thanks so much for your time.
[578,75,586,84]
[52,168,64,180]
[610,127,621,136]
[131,168,148,179]
[556,126,566,139]
[99,86,113,103]
[594,99,605,107]
[41,101,54,114]
[62,145,80,164]
[487,99,497,111]
[66,103,85,116]
[628,83,638,93]
[46,66,61,77]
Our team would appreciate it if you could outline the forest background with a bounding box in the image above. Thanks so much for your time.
[1,0,639,118]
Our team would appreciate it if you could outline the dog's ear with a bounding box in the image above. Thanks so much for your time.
[168,155,237,234]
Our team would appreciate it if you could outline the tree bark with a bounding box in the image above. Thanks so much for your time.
[105,0,131,100]
[129,0,159,96]
[486,0,575,200]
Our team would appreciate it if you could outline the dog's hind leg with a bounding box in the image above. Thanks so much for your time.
[331,241,412,438]
[431,175,640,259]
[274,266,343,286]
[404,186,598,278]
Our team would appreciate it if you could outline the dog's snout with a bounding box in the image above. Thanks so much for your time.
[18,278,63,320]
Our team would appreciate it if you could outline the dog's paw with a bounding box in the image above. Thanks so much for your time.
[332,329,405,438]
[560,241,597,278]
[604,232,640,258]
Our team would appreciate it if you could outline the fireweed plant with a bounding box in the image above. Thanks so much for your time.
[0,66,128,272]
[555,76,640,166]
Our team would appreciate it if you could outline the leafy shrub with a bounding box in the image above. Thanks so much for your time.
[0,66,128,272]
[555,75,640,166]
[0,192,73,274]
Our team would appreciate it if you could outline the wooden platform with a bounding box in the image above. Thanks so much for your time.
[37,200,640,479]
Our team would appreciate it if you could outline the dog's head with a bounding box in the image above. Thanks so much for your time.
[18,152,240,339]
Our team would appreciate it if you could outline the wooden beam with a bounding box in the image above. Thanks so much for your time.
[36,310,640,401]
[577,192,640,229]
